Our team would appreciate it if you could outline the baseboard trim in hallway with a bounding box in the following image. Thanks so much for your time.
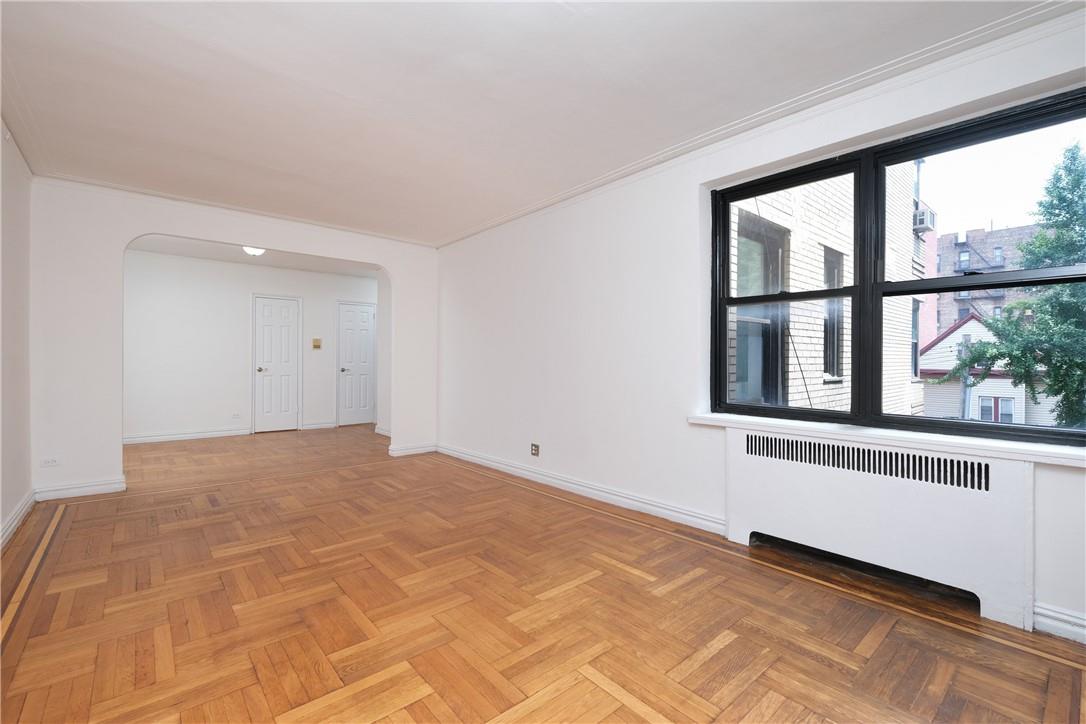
[33,477,126,500]
[123,427,251,444]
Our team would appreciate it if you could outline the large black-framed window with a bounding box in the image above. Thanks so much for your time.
[711,88,1086,446]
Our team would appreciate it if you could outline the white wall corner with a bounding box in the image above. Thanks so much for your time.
[388,443,438,457]
[374,426,391,437]
[1033,603,1086,644]
[437,445,728,537]
[34,477,127,501]
[1,489,37,547]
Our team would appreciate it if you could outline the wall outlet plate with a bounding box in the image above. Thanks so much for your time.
[41,457,60,467]
[530,443,539,457]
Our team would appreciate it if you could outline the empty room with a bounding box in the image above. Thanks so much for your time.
[1,3,1084,723]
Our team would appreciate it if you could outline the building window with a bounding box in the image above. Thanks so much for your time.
[711,89,1085,445]
[936,254,941,273]
[993,246,1004,266]
[824,248,844,377]
[980,397,1015,424]
[993,306,1003,318]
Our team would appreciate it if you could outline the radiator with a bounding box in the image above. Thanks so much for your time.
[724,429,1034,628]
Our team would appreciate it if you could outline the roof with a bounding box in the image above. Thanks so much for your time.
[918,312,984,357]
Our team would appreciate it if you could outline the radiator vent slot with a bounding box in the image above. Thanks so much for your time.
[744,433,989,492]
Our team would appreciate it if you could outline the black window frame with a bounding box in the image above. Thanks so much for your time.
[710,87,1086,447]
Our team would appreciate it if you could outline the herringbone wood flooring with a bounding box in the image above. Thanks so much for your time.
[2,425,1084,723]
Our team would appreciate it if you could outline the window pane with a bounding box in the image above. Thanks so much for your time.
[727,297,851,411]
[883,283,1086,429]
[884,117,1086,282]
[729,173,854,297]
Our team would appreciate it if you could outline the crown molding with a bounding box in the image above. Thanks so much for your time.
[438,4,1085,247]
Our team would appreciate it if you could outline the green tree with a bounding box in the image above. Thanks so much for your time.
[944,143,1086,428]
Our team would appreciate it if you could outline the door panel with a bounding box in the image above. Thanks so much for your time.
[338,302,375,425]
[253,296,300,432]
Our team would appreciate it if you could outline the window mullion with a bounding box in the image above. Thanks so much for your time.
[855,151,880,422]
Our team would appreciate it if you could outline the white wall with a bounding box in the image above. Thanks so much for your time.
[1035,464,1086,639]
[438,16,1086,635]
[376,269,392,436]
[2,124,34,539]
[124,251,379,441]
[30,180,438,498]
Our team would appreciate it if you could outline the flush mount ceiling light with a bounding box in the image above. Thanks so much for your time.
[242,246,266,256]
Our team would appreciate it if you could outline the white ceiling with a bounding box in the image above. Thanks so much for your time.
[2,2,1071,246]
[128,234,380,278]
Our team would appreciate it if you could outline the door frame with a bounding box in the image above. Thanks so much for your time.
[250,293,304,434]
[335,300,377,427]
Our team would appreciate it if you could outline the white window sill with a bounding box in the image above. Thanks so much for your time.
[688,413,1086,469]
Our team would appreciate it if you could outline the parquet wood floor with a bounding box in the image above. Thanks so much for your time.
[3,425,1084,723]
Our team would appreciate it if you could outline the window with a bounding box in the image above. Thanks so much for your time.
[712,89,1086,445]
[824,248,844,378]
[979,397,1015,424]
[993,246,1004,266]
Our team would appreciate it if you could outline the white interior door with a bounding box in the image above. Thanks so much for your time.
[253,296,300,432]
[337,302,375,425]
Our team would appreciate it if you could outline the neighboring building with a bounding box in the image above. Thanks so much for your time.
[915,202,939,348]
[918,313,1058,425]
[726,164,925,415]
[883,162,928,417]
[727,174,855,412]
[935,225,1039,332]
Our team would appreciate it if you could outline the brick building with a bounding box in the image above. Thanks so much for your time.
[726,164,925,415]
[935,224,1039,332]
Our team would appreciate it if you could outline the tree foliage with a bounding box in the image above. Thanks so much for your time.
[943,143,1086,428]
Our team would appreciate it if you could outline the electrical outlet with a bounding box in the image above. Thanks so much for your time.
[231,412,241,419]
[41,457,60,468]
[530,443,539,457]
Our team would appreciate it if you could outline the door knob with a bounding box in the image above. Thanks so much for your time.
[340,367,347,372]
[256,366,265,372]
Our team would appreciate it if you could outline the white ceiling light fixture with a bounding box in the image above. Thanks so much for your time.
[242,246,266,256]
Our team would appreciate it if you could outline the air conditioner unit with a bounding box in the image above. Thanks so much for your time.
[913,208,936,233]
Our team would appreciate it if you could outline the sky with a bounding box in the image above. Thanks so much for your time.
[905,116,1085,236]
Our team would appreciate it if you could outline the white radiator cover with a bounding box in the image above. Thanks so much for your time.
[725,428,1035,629]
